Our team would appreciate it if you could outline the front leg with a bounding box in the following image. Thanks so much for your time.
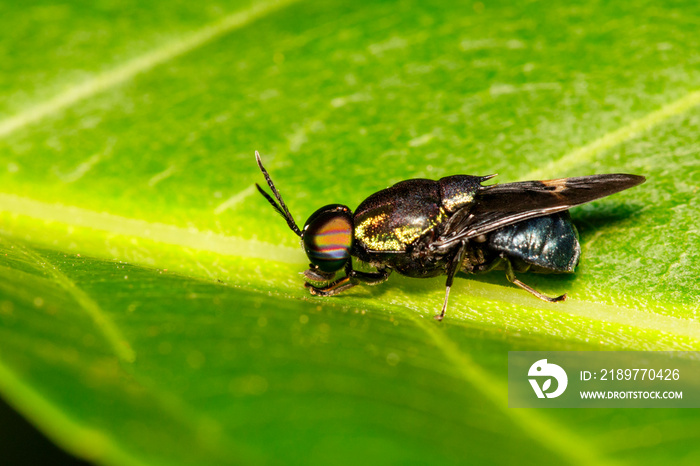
[305,262,391,296]
[435,240,469,321]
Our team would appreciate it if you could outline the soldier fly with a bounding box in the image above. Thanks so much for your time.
[255,151,645,320]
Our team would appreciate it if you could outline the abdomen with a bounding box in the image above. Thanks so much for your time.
[487,211,581,273]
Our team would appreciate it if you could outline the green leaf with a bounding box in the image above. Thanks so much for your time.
[1,0,700,464]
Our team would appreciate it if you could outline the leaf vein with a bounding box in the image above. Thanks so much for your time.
[405,313,619,466]
[0,0,301,139]
[524,89,700,179]
[11,241,136,363]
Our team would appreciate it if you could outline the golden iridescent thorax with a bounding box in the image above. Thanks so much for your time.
[353,179,446,252]
[355,209,447,252]
[442,191,474,212]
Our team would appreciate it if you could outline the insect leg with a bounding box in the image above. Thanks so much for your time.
[435,240,469,321]
[350,268,392,285]
[503,257,566,303]
[305,275,356,296]
[305,262,390,296]
[469,255,503,274]
[303,268,336,282]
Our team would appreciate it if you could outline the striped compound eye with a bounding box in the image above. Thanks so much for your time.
[302,205,353,273]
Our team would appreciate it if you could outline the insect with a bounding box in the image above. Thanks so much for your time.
[255,151,645,320]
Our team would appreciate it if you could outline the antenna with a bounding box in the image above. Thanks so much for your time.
[255,151,302,237]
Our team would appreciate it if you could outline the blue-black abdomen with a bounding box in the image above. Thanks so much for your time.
[487,211,580,272]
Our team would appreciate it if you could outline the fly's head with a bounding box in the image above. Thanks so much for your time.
[255,152,354,279]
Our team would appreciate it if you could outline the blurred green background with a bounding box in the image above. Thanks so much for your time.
[1,0,699,464]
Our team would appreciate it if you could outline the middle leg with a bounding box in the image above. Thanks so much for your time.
[435,240,469,321]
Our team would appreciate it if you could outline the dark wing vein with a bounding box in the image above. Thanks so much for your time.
[436,173,645,247]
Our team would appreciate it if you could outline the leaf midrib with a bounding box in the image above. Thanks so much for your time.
[2,190,699,347]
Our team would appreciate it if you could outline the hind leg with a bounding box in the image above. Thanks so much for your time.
[502,256,566,303]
